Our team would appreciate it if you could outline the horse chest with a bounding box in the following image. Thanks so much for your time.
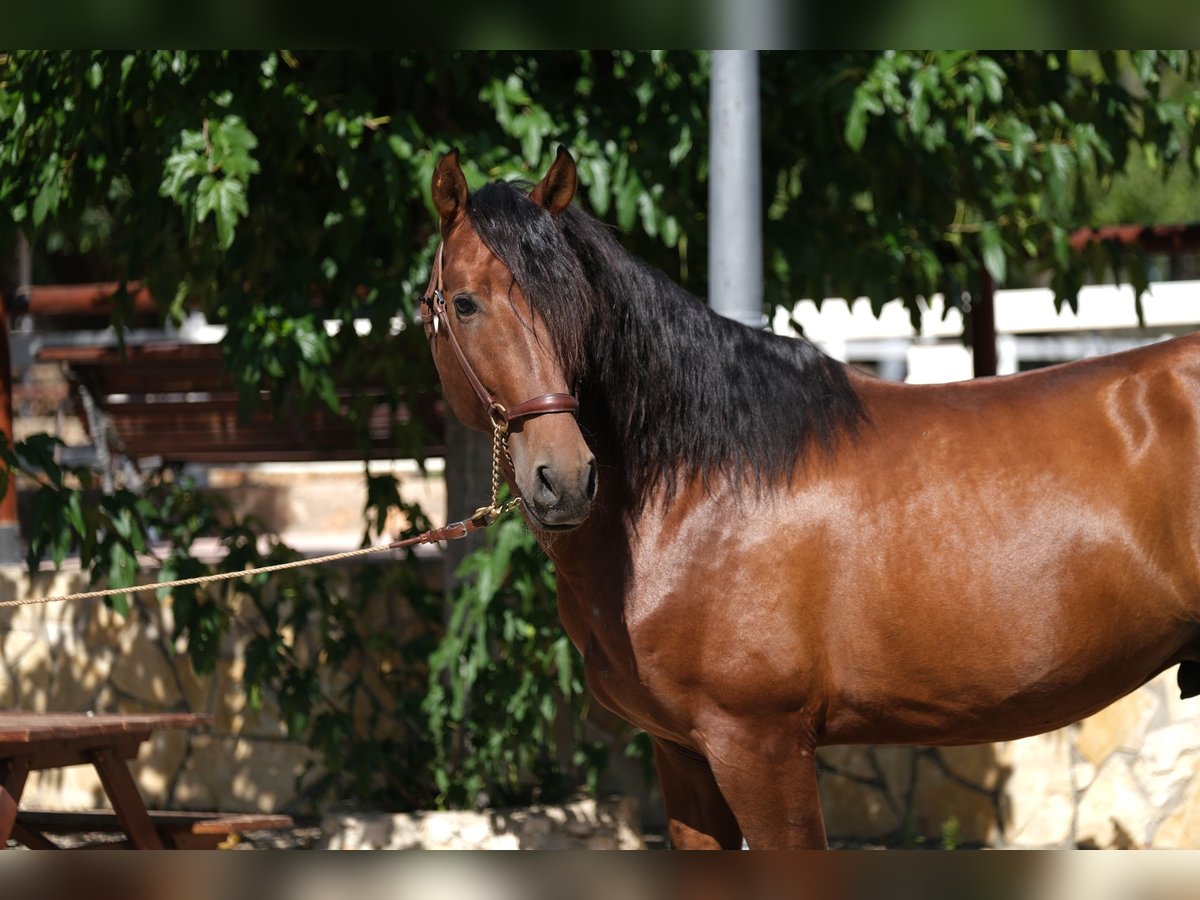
[553,576,707,741]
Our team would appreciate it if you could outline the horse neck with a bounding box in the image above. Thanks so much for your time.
[578,260,701,503]
[574,248,860,517]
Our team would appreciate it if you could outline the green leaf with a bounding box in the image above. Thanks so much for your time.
[32,179,60,227]
[387,134,413,160]
[582,156,611,215]
[668,123,692,167]
[845,96,870,152]
[979,222,1006,285]
[160,149,208,201]
[615,174,641,232]
[554,637,573,697]
[196,177,249,249]
[661,215,680,248]
[65,491,85,536]
[976,56,1006,103]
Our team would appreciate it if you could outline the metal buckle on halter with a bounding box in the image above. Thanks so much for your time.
[488,401,509,433]
[419,289,442,334]
[470,505,501,527]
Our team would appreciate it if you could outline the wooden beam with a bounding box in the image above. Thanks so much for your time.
[19,282,158,316]
[0,757,30,846]
[87,748,164,850]
[1069,222,1200,255]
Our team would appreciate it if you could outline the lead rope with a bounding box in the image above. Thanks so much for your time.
[0,418,520,610]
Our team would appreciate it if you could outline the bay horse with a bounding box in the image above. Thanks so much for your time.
[422,146,1200,849]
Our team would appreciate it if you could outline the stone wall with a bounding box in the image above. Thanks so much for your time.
[0,462,446,818]
[816,669,1200,848]
[0,566,316,814]
[322,797,644,850]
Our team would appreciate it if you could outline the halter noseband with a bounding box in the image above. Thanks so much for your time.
[419,242,579,432]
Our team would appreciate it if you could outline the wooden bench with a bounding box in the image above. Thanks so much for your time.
[14,809,296,850]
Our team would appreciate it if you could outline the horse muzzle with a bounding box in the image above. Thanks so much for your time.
[519,455,598,531]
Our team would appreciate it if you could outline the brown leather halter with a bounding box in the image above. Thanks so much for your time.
[419,243,579,432]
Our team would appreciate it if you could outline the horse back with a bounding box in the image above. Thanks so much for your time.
[850,331,1200,482]
[809,332,1200,742]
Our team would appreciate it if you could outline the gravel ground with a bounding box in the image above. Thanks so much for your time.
[6,819,326,851]
[10,825,891,850]
[229,822,326,849]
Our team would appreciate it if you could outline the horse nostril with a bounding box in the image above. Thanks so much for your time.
[536,464,558,501]
[533,461,596,509]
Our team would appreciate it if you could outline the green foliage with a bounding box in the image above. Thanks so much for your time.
[423,505,613,808]
[1087,148,1200,228]
[1,434,145,616]
[0,434,447,807]
[761,51,1200,320]
[5,51,1200,813]
[941,816,962,850]
[160,114,260,250]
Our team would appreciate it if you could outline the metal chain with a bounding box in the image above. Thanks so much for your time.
[471,418,521,526]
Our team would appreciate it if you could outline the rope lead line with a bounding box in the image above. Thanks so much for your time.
[0,543,398,609]
[0,485,516,610]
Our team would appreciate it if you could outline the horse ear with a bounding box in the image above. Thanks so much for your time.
[432,148,468,231]
[530,145,577,216]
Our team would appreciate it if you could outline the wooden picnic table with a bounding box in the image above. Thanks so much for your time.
[0,711,292,849]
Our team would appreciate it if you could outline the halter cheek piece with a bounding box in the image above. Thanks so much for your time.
[419,243,580,431]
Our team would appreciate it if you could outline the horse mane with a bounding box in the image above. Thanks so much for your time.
[466,180,866,505]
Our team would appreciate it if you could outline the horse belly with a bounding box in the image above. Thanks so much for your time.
[824,621,1194,746]
[820,370,1200,744]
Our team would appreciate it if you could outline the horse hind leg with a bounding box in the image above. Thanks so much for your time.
[651,738,743,850]
[703,726,828,850]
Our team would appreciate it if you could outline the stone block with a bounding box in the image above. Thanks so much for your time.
[21,765,107,810]
[1076,755,1155,849]
[173,734,313,813]
[998,730,1074,847]
[1132,719,1200,807]
[872,746,916,809]
[1152,775,1200,848]
[48,654,112,713]
[818,745,876,780]
[168,649,212,713]
[109,637,179,708]
[1076,688,1159,768]
[909,756,998,846]
[818,771,900,841]
[938,744,1002,792]
[1158,668,1198,726]
[129,728,189,806]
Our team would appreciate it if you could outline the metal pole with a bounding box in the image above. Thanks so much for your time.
[709,50,767,330]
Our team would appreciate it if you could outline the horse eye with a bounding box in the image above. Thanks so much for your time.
[454,295,478,317]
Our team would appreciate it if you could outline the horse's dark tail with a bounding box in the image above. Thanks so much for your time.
[1178,660,1200,698]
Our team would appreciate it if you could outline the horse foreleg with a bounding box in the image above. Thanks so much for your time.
[652,738,743,849]
[704,732,828,850]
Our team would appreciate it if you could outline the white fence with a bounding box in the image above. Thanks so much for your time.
[776,280,1200,384]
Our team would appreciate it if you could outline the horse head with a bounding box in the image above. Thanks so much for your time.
[425,147,597,531]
